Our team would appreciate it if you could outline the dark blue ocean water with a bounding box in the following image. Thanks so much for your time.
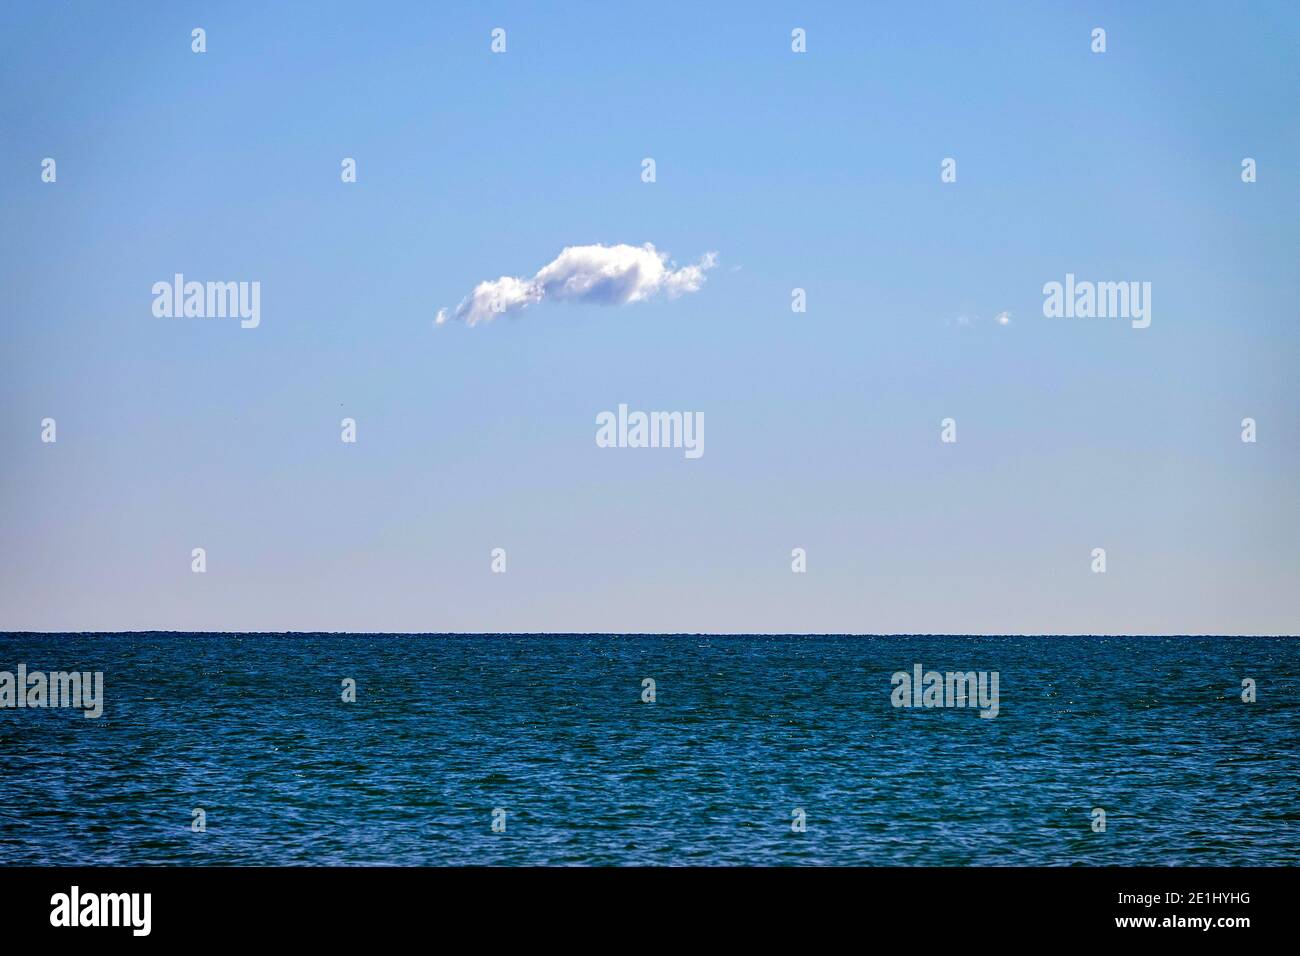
[0,634,1296,865]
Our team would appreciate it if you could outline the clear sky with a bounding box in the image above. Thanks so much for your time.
[1,2,1296,634]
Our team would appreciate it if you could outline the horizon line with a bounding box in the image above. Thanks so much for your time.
[1,630,1296,639]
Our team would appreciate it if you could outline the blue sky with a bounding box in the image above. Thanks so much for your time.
[1,1,1297,633]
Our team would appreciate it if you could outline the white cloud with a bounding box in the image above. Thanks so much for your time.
[947,309,1012,329]
[436,242,717,326]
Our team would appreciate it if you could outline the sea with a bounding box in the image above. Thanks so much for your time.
[0,633,1295,865]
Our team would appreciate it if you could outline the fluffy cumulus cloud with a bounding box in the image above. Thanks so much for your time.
[436,242,717,326]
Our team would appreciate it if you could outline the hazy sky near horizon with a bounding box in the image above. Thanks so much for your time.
[1,2,1297,634]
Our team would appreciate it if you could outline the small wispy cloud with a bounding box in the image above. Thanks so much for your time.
[947,309,1012,329]
[436,242,717,327]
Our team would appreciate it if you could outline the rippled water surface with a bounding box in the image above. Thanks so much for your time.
[0,634,1296,865]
